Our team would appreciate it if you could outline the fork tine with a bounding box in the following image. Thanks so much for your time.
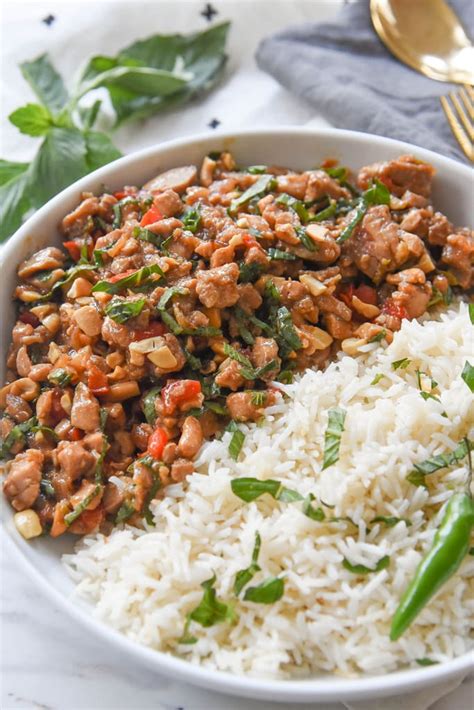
[464,85,474,103]
[459,88,474,121]
[449,91,474,142]
[440,95,473,162]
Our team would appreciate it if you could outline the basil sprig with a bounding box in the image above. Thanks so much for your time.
[234,532,261,595]
[231,477,303,503]
[229,174,276,214]
[179,574,236,644]
[407,439,472,487]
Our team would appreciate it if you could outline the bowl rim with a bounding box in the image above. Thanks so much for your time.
[2,126,473,703]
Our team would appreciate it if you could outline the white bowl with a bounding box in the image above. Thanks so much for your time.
[1,128,473,704]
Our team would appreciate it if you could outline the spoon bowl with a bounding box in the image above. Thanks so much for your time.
[370,0,474,84]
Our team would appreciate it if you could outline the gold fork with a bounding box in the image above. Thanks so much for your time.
[440,85,474,162]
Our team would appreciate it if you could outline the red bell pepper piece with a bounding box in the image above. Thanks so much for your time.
[108,269,137,283]
[132,321,167,341]
[147,427,168,460]
[140,206,163,227]
[69,427,84,441]
[63,240,81,262]
[88,365,110,396]
[162,379,202,415]
[382,298,408,321]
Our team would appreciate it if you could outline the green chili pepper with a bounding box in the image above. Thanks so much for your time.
[390,491,474,641]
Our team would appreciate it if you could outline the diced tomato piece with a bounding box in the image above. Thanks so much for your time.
[162,379,202,415]
[88,365,110,396]
[19,311,40,327]
[382,298,408,320]
[132,321,167,340]
[353,284,377,306]
[140,206,163,227]
[108,269,136,283]
[69,427,83,441]
[114,191,126,200]
[63,240,81,262]
[147,427,168,460]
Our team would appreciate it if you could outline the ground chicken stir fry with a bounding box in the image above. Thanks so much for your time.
[2,152,473,539]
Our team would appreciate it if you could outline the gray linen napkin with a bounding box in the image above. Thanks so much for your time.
[256,0,473,163]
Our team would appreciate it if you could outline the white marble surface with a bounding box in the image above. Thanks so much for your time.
[1,1,473,709]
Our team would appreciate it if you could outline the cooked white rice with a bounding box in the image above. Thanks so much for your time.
[63,303,474,679]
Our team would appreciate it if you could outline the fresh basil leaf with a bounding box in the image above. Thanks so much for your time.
[184,348,202,371]
[322,407,346,470]
[231,477,282,503]
[234,307,255,345]
[238,261,263,284]
[37,263,97,301]
[31,424,58,442]
[311,201,337,223]
[79,99,102,130]
[295,226,317,252]
[0,159,29,186]
[223,343,253,370]
[302,494,325,521]
[243,576,284,604]
[157,285,189,310]
[250,391,266,407]
[277,369,294,384]
[29,127,88,208]
[84,131,122,172]
[415,658,438,667]
[115,500,136,524]
[342,555,390,575]
[410,439,472,477]
[92,264,164,294]
[276,193,310,223]
[370,373,385,385]
[246,165,267,174]
[227,421,245,461]
[48,368,72,387]
[105,297,146,324]
[278,487,304,502]
[182,205,201,233]
[469,303,474,325]
[392,358,411,370]
[187,574,236,628]
[406,469,429,488]
[142,387,161,425]
[0,417,37,458]
[364,179,391,205]
[336,198,367,245]
[20,54,69,114]
[233,532,261,595]
[336,180,390,244]
[9,103,52,137]
[461,361,474,392]
[268,248,297,261]
[64,484,102,526]
[371,516,411,528]
[230,174,275,213]
[324,166,347,180]
[142,474,161,525]
[275,306,302,358]
[368,329,386,344]
[0,170,31,242]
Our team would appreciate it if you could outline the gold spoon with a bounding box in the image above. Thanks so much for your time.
[370,0,474,84]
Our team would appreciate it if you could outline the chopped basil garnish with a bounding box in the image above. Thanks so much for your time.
[231,477,301,503]
[133,226,171,253]
[227,421,245,460]
[243,576,284,604]
[469,303,474,324]
[415,658,438,666]
[234,531,261,595]
[275,306,302,358]
[407,439,472,485]
[182,574,236,636]
[64,484,102,526]
[223,343,276,381]
[392,358,411,370]
[268,248,297,261]
[181,205,201,233]
[112,196,141,228]
[238,261,263,284]
[311,200,337,222]
[142,474,161,525]
[246,165,267,175]
[295,226,316,252]
[115,501,135,524]
[461,361,474,392]
[37,264,97,301]
[142,387,161,425]
[92,264,164,294]
[229,174,276,213]
[40,478,55,497]
[250,391,266,406]
[428,285,453,308]
[105,297,146,324]
[371,515,411,528]
[370,373,385,385]
[184,348,202,371]
[367,328,386,344]
[276,193,311,223]
[336,179,390,244]
[302,494,325,521]
[0,416,37,458]
[48,368,72,387]
[342,555,390,575]
[322,407,346,470]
